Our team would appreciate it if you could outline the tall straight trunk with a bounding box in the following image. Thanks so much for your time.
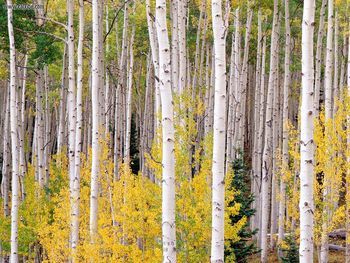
[1,85,10,217]
[226,28,236,173]
[178,0,186,94]
[251,9,263,234]
[333,12,339,112]
[261,1,279,261]
[67,0,76,194]
[321,1,334,261]
[114,2,128,178]
[19,54,27,187]
[105,5,110,136]
[71,0,84,258]
[314,0,327,116]
[299,1,315,262]
[278,0,291,256]
[57,45,68,154]
[324,0,334,120]
[211,0,229,261]
[155,0,176,261]
[171,0,179,95]
[124,15,135,163]
[7,0,19,261]
[270,18,281,248]
[36,70,45,188]
[90,0,101,242]
[237,7,253,153]
[232,8,241,157]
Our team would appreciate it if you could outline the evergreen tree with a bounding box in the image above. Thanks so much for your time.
[225,152,260,263]
[281,235,299,263]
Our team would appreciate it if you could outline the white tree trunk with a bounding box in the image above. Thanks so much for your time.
[1,85,10,217]
[124,19,135,163]
[71,0,84,258]
[57,45,68,154]
[67,0,76,193]
[36,70,45,188]
[321,1,334,261]
[261,1,279,261]
[90,0,101,242]
[314,0,327,116]
[299,1,315,262]
[7,0,19,261]
[278,0,291,256]
[155,0,176,261]
[178,0,186,94]
[211,0,228,261]
[251,9,262,233]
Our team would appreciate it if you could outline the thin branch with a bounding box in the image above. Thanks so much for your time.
[103,0,132,43]
[14,27,67,43]
[35,16,68,30]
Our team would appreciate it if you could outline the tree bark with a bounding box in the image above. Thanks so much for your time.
[261,1,279,261]
[299,1,315,262]
[155,0,177,261]
[211,0,229,261]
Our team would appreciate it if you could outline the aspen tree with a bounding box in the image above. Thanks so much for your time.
[171,0,179,94]
[71,0,84,257]
[1,86,10,217]
[270,15,281,250]
[211,0,229,261]
[261,1,279,261]
[178,0,187,94]
[278,0,291,255]
[232,8,241,156]
[7,0,20,261]
[124,8,135,163]
[145,0,161,129]
[237,7,253,153]
[57,45,68,154]
[90,0,101,242]
[251,9,262,234]
[299,0,315,262]
[36,70,45,187]
[321,1,334,260]
[155,0,176,261]
[114,2,128,178]
[314,0,327,116]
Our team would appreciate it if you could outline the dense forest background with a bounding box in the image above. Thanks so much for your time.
[0,0,349,262]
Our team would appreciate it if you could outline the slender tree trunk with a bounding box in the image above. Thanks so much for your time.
[1,85,10,218]
[251,9,262,233]
[57,45,68,154]
[314,0,327,116]
[321,1,334,261]
[71,0,84,259]
[178,0,186,95]
[299,1,315,262]
[277,0,291,257]
[261,1,279,261]
[211,0,229,261]
[155,0,177,261]
[36,70,45,188]
[7,0,19,261]
[124,16,135,164]
[90,0,101,243]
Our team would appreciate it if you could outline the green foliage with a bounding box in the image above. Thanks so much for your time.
[281,235,299,263]
[225,152,260,263]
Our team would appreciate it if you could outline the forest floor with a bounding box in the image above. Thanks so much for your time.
[249,251,345,262]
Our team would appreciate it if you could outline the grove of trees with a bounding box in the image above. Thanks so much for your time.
[1,0,350,262]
